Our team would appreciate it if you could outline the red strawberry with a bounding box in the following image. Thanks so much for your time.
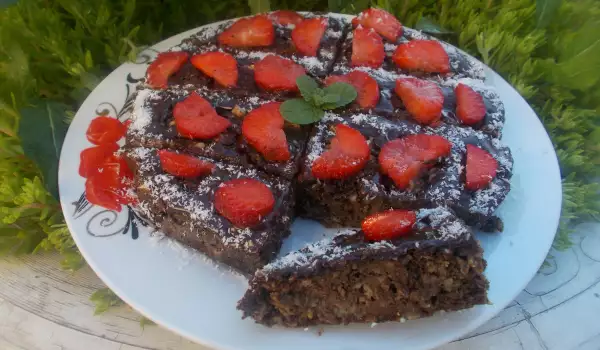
[85,154,135,211]
[292,17,327,56]
[352,8,403,42]
[218,15,274,48]
[254,55,306,92]
[362,210,417,241]
[79,143,120,178]
[86,116,127,145]
[455,83,486,125]
[191,52,238,87]
[174,92,231,139]
[242,102,291,162]
[158,150,215,178]
[324,71,380,108]
[392,40,450,73]
[269,10,303,26]
[311,124,370,179]
[395,77,444,124]
[146,52,189,89]
[379,134,451,189]
[351,26,385,68]
[465,144,498,190]
[214,178,275,227]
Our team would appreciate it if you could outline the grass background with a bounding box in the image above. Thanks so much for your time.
[0,0,598,312]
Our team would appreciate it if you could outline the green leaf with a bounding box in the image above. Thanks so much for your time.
[18,101,69,199]
[415,17,453,35]
[536,0,562,28]
[90,288,124,315]
[320,82,357,109]
[248,0,270,14]
[0,0,18,8]
[280,99,325,125]
[296,75,319,102]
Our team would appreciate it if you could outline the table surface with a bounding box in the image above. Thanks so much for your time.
[1,222,599,350]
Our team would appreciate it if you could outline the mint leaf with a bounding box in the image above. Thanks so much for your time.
[297,75,319,102]
[320,82,357,110]
[536,0,562,29]
[90,288,124,315]
[18,101,69,199]
[280,99,325,125]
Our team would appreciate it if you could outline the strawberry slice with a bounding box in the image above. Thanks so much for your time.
[146,52,189,89]
[158,150,215,178]
[85,154,135,211]
[254,55,306,92]
[218,15,274,48]
[351,26,385,68]
[86,116,127,145]
[362,210,417,241]
[392,40,450,73]
[242,102,291,162]
[269,10,303,26]
[79,143,120,178]
[324,71,380,108]
[214,178,275,227]
[292,17,327,56]
[174,92,231,139]
[191,52,238,87]
[395,77,444,124]
[86,175,121,212]
[352,8,403,41]
[455,83,486,125]
[379,134,451,189]
[311,124,370,179]
[465,144,498,190]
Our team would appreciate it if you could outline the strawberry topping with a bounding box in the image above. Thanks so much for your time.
[173,92,231,139]
[311,124,370,180]
[158,150,215,178]
[218,15,274,48]
[379,134,452,189]
[392,40,450,73]
[292,17,327,56]
[268,10,303,26]
[79,143,120,178]
[146,52,189,89]
[362,210,417,241]
[214,178,275,227]
[351,26,385,68]
[465,144,498,190]
[86,116,127,145]
[254,55,306,92]
[455,83,486,125]
[191,52,238,87]
[324,71,380,109]
[242,102,291,162]
[395,77,444,124]
[85,154,135,212]
[352,8,403,41]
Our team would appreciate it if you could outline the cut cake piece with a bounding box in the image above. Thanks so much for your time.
[238,207,488,327]
[125,147,294,274]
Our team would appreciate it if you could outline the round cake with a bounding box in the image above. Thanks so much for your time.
[108,8,513,327]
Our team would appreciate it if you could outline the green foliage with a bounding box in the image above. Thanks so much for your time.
[90,287,124,315]
[281,75,356,124]
[249,0,271,14]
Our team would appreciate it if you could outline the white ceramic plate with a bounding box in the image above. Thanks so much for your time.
[59,15,562,350]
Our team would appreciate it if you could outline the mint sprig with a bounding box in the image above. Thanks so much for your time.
[280,75,357,125]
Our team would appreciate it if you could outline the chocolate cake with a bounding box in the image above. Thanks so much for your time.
[120,8,514,327]
[238,207,488,327]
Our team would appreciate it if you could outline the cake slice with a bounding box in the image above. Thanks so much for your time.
[238,207,488,327]
[125,147,295,274]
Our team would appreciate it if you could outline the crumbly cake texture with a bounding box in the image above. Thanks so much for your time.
[125,147,294,274]
[238,207,489,327]
[126,10,515,325]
